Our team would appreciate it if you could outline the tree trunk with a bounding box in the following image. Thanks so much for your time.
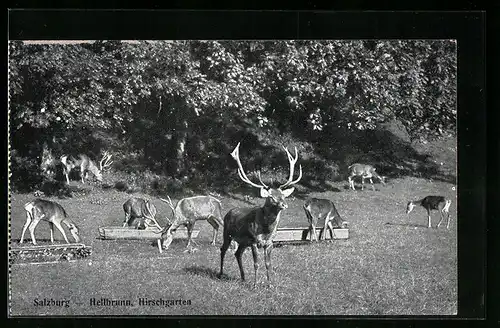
[173,119,188,177]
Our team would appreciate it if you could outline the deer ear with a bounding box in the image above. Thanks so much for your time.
[281,187,295,198]
[260,188,270,198]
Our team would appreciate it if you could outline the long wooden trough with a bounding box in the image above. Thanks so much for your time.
[274,227,349,244]
[97,226,348,244]
[10,243,92,264]
[98,226,200,240]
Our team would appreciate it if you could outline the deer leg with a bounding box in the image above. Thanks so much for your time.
[446,212,451,229]
[123,212,131,228]
[264,244,273,287]
[427,209,432,228]
[251,244,259,288]
[64,170,70,184]
[327,221,336,241]
[437,210,444,228]
[52,219,70,243]
[28,218,42,245]
[20,212,33,244]
[310,222,318,242]
[219,236,232,278]
[349,176,356,190]
[207,217,219,246]
[235,244,247,281]
[186,226,193,249]
[322,215,331,241]
[361,177,365,190]
[369,178,375,191]
[184,223,198,253]
[48,222,55,243]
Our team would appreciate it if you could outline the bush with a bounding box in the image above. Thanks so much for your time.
[10,151,43,193]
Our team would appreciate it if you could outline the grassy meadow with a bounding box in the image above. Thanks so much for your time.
[9,175,457,316]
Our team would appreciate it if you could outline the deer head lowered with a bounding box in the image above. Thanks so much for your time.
[218,142,302,288]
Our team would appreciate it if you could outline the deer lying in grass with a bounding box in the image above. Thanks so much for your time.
[60,151,113,184]
[219,142,302,288]
[406,195,452,229]
[156,195,223,253]
[348,163,386,191]
[20,199,81,245]
[122,197,163,230]
[304,198,349,242]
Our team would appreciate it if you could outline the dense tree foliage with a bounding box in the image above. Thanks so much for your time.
[9,40,456,190]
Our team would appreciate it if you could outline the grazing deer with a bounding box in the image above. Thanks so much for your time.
[122,197,163,230]
[304,198,349,242]
[60,151,113,184]
[219,142,302,288]
[406,195,452,229]
[157,195,224,253]
[348,163,386,191]
[20,199,81,245]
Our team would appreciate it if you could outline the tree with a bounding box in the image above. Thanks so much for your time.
[9,40,456,190]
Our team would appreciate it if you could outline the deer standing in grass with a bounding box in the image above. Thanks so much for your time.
[122,197,163,230]
[40,143,58,177]
[348,163,386,191]
[406,195,452,229]
[60,151,113,184]
[20,199,81,245]
[219,142,302,288]
[156,195,224,253]
[304,198,349,242]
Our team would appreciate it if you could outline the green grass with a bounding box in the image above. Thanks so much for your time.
[9,177,457,316]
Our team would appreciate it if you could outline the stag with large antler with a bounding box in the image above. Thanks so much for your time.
[219,142,302,288]
[156,195,224,253]
[60,151,113,184]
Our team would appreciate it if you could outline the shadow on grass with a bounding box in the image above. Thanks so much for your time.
[274,241,314,249]
[384,222,429,228]
[342,183,386,192]
[147,238,193,250]
[183,265,240,282]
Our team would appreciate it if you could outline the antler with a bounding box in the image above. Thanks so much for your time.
[159,196,174,224]
[230,142,268,189]
[99,151,113,171]
[279,146,303,189]
[142,201,163,230]
[257,171,269,189]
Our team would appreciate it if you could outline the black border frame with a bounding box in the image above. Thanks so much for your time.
[6,8,489,327]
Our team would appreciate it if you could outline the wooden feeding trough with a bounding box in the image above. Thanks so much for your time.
[98,226,200,240]
[274,227,349,244]
[10,243,92,264]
